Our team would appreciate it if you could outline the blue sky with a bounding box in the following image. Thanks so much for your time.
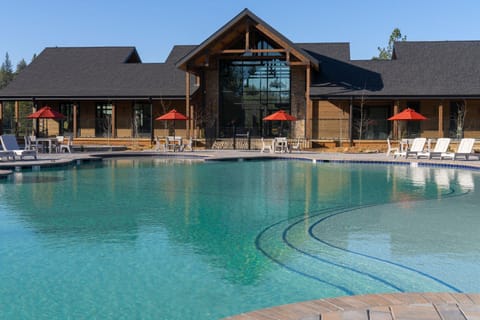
[2,0,480,66]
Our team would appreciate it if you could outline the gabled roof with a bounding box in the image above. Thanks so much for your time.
[0,46,196,100]
[175,8,319,70]
[310,40,480,98]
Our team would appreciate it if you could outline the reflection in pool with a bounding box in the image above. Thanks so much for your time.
[0,159,479,319]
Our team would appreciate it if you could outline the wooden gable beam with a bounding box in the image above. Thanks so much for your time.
[221,48,286,54]
[245,23,250,50]
[255,24,311,64]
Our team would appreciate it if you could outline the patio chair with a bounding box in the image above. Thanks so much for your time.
[24,136,34,151]
[416,138,451,159]
[289,138,301,153]
[154,136,165,151]
[260,137,272,153]
[0,135,37,160]
[57,135,73,153]
[386,138,399,157]
[404,138,427,159]
[25,135,43,152]
[180,137,193,152]
[441,138,477,160]
[273,137,288,153]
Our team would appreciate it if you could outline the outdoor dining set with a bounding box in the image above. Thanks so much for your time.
[25,135,73,154]
[260,137,301,153]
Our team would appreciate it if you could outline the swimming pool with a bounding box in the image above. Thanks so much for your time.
[0,158,479,319]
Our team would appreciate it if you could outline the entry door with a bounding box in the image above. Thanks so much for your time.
[95,103,113,137]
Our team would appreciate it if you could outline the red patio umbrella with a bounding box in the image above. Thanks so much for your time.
[27,106,66,120]
[388,108,427,121]
[263,110,297,136]
[263,110,297,121]
[388,108,427,138]
[27,106,66,136]
[155,109,189,138]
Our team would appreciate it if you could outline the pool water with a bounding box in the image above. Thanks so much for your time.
[1,158,479,319]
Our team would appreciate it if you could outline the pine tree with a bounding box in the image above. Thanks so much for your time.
[16,58,27,74]
[0,52,14,88]
[373,28,407,60]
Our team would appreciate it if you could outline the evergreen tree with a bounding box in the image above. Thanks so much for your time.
[15,58,27,74]
[0,52,14,88]
[373,28,407,60]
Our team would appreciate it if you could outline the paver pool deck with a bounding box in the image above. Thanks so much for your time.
[1,149,480,319]
[224,292,480,320]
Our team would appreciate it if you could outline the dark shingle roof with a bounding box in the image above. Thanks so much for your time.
[298,43,351,61]
[0,46,195,99]
[310,41,480,98]
[1,40,479,100]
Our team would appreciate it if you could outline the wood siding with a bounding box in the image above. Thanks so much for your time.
[312,100,349,140]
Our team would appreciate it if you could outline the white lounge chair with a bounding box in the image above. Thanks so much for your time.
[0,135,37,160]
[441,138,477,160]
[404,138,427,158]
[417,138,451,159]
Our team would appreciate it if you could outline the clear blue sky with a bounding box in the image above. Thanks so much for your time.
[3,0,480,66]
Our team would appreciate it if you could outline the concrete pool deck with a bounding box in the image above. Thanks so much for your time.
[2,149,480,173]
[1,149,480,319]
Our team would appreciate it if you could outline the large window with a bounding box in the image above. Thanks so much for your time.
[95,103,113,137]
[132,103,152,137]
[352,105,391,139]
[59,102,77,136]
[219,59,290,137]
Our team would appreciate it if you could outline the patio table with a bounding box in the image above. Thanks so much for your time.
[35,137,58,153]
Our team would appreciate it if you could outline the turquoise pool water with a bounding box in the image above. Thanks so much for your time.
[1,158,479,319]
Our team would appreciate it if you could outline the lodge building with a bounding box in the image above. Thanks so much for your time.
[1,8,479,149]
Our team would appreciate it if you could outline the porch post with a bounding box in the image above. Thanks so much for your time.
[149,97,154,144]
[393,100,400,139]
[0,101,3,135]
[438,101,444,138]
[73,103,78,138]
[349,98,353,146]
[14,100,19,136]
[111,101,116,138]
[305,65,312,140]
[190,103,195,139]
[185,71,191,137]
[33,98,39,137]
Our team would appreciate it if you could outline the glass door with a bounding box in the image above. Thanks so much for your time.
[95,103,113,137]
